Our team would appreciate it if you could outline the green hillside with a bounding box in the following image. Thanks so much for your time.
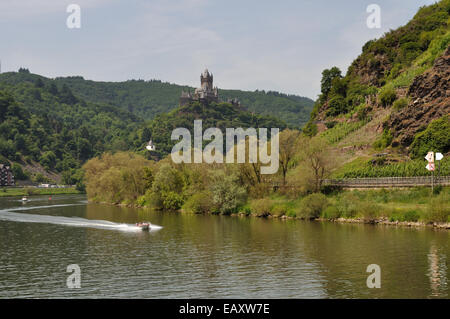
[139,100,287,157]
[0,69,141,185]
[52,76,314,127]
[303,0,450,177]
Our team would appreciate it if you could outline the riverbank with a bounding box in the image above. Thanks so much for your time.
[89,187,450,230]
[0,187,82,197]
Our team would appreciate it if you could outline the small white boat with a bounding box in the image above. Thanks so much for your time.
[136,222,151,231]
[21,196,29,202]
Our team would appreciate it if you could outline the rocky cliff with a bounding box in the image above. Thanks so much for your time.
[388,45,450,147]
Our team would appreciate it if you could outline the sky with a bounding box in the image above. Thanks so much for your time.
[0,0,438,99]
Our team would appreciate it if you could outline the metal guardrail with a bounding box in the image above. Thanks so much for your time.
[321,176,450,188]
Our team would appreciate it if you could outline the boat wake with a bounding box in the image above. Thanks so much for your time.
[0,204,162,232]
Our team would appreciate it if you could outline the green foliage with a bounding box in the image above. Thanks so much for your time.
[333,192,359,218]
[320,120,366,144]
[410,116,450,159]
[51,76,314,128]
[320,67,342,97]
[32,173,50,183]
[424,192,450,223]
[326,95,347,116]
[210,170,247,215]
[392,97,409,110]
[378,86,397,107]
[182,191,215,214]
[302,121,318,137]
[388,209,420,222]
[373,128,393,150]
[151,164,186,210]
[250,198,273,217]
[146,101,287,156]
[83,152,152,204]
[0,73,142,182]
[314,0,449,123]
[10,163,28,180]
[298,193,329,219]
[321,205,341,219]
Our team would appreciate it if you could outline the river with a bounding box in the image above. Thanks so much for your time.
[0,194,448,298]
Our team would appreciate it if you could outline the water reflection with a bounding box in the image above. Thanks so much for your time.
[428,243,448,297]
[0,195,449,298]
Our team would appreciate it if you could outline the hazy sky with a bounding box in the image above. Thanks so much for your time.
[0,0,437,99]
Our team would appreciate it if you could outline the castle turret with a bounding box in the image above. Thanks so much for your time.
[200,69,213,92]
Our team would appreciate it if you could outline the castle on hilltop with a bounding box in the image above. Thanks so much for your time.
[180,69,240,107]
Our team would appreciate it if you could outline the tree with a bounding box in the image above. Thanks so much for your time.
[210,170,247,214]
[141,127,151,144]
[320,67,342,97]
[299,136,335,192]
[278,129,300,185]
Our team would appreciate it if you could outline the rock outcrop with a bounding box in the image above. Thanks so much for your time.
[388,45,450,146]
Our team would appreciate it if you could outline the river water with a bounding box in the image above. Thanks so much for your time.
[0,194,448,298]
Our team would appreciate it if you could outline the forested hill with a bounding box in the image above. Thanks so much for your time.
[145,100,287,157]
[0,70,141,185]
[51,76,314,127]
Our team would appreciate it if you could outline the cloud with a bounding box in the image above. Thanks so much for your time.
[0,0,437,99]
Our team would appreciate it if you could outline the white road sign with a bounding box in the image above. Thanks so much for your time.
[435,152,444,161]
[425,152,434,163]
[426,163,435,171]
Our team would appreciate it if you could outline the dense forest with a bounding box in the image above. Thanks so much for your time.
[141,100,287,157]
[0,70,141,186]
[53,76,314,127]
[0,70,291,185]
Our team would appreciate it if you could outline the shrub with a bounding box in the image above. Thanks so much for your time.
[161,191,184,210]
[373,129,393,150]
[392,97,408,110]
[335,192,359,218]
[11,163,28,180]
[270,203,288,217]
[250,198,273,217]
[379,87,397,107]
[326,95,347,116]
[182,191,215,214]
[356,201,381,221]
[410,116,449,159]
[298,193,329,219]
[241,206,252,216]
[210,171,247,215]
[322,205,341,219]
[403,210,420,222]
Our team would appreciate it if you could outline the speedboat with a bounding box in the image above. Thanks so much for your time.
[21,196,28,202]
[136,222,151,231]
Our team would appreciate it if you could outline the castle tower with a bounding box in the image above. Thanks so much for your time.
[200,69,213,92]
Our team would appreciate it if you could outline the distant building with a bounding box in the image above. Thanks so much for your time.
[180,69,240,107]
[146,140,155,151]
[0,164,14,186]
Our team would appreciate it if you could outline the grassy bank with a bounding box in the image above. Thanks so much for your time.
[0,187,81,197]
[242,187,450,225]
